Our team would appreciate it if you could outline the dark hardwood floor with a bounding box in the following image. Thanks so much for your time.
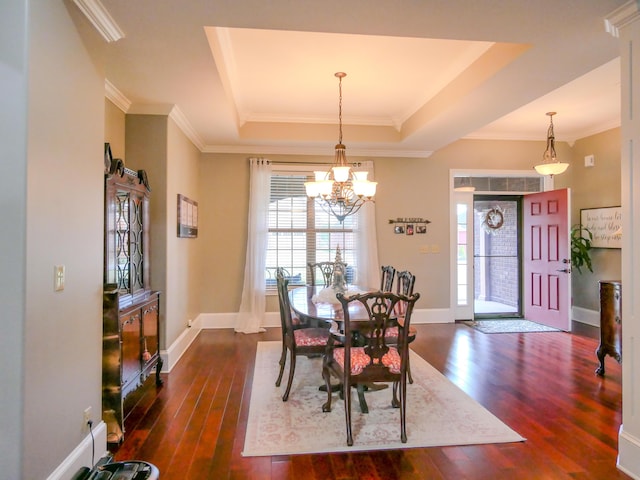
[113,321,628,479]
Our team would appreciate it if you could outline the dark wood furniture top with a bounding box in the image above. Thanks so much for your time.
[288,285,374,324]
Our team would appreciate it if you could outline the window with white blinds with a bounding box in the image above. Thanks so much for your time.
[266,167,358,288]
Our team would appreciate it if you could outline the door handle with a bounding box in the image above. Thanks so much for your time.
[557,268,571,273]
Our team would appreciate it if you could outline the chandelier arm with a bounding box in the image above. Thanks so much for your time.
[305,72,376,223]
[316,196,367,224]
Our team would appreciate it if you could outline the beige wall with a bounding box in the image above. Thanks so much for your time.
[166,117,201,344]
[198,139,573,315]
[124,113,201,348]
[126,115,169,346]
[105,99,126,160]
[558,128,622,311]
[22,1,105,478]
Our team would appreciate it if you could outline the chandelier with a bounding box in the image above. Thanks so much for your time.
[534,112,569,176]
[304,72,377,223]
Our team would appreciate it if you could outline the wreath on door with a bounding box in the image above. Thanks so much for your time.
[481,206,505,235]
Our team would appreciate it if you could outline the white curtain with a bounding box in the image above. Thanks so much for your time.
[355,160,381,288]
[235,158,271,334]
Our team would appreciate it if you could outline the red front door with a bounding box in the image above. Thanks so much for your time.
[523,188,571,331]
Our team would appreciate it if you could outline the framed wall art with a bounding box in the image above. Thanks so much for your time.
[580,206,621,248]
[177,194,198,238]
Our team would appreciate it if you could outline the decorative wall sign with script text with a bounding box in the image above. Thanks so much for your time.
[580,206,621,248]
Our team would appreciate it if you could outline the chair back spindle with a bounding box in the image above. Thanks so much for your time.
[380,265,396,292]
[308,261,348,288]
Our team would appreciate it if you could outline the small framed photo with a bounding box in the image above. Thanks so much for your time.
[416,224,427,234]
[394,225,405,234]
[406,224,414,235]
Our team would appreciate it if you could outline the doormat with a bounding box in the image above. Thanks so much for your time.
[461,319,561,334]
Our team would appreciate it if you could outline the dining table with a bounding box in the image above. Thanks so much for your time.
[288,284,391,413]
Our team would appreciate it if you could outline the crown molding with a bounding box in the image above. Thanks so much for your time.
[201,143,432,158]
[104,79,131,113]
[605,1,640,38]
[168,106,206,151]
[465,119,621,144]
[73,0,125,43]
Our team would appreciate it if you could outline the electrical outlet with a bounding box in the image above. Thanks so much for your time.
[83,407,92,429]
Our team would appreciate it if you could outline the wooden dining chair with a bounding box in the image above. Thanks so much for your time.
[396,270,416,297]
[380,265,396,292]
[322,290,420,446]
[307,261,347,288]
[275,268,331,401]
[388,270,418,384]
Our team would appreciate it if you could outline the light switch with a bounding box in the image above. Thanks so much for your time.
[431,244,441,254]
[419,245,430,254]
[54,265,65,292]
[584,154,595,167]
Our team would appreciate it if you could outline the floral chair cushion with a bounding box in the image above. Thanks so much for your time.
[333,346,401,375]
[293,328,330,347]
[384,325,417,339]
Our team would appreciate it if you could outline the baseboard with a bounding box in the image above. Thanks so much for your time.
[160,318,202,373]
[618,424,640,479]
[572,306,599,327]
[46,421,108,480]
[411,308,453,324]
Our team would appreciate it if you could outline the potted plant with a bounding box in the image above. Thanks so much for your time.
[570,224,593,273]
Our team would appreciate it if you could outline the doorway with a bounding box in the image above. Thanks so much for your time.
[473,196,522,318]
[451,171,547,322]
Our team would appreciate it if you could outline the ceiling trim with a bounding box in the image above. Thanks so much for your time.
[201,144,433,158]
[604,0,640,38]
[105,79,131,113]
[72,0,125,43]
[464,118,621,143]
[169,107,205,151]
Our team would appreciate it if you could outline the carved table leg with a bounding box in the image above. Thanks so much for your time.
[595,346,606,376]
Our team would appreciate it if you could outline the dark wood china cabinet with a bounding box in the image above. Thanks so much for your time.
[102,150,162,445]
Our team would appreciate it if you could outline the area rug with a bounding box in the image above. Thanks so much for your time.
[462,319,561,334]
[242,341,524,456]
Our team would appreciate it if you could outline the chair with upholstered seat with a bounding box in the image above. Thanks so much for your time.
[380,265,396,292]
[322,290,420,446]
[396,270,416,297]
[275,268,331,401]
[388,270,418,384]
[307,261,347,288]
